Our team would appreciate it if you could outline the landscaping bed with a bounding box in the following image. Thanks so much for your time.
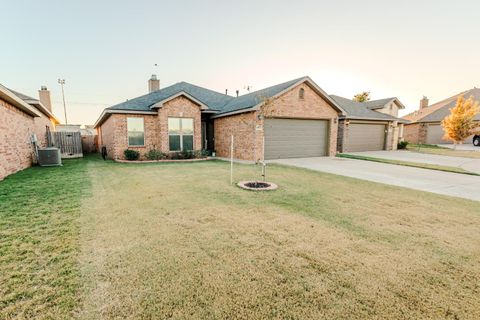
[116,157,209,164]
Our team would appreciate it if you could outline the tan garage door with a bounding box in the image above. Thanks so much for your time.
[426,124,474,144]
[426,124,449,144]
[264,119,329,159]
[345,123,386,152]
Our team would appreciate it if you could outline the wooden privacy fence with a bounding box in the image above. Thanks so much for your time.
[49,131,83,158]
[81,135,98,153]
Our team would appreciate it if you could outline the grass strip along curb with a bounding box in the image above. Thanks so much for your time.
[337,153,480,176]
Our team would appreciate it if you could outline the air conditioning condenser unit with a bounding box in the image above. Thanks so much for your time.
[37,147,62,166]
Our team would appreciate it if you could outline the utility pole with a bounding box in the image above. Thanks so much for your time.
[58,78,67,124]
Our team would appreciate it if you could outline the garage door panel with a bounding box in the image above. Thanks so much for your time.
[264,119,328,159]
[427,124,474,144]
[426,124,449,144]
[346,123,386,152]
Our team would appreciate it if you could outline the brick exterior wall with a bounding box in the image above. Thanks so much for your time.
[214,112,258,160]
[98,113,158,160]
[404,123,428,144]
[98,96,202,160]
[385,122,395,150]
[34,113,54,148]
[157,96,202,153]
[337,119,347,152]
[214,82,340,161]
[0,98,35,180]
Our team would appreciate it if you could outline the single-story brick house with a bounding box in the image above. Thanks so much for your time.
[331,95,409,152]
[403,88,480,144]
[0,85,59,180]
[94,76,347,161]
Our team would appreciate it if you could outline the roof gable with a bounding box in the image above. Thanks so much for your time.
[150,91,209,110]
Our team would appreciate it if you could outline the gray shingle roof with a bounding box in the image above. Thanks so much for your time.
[108,81,233,112]
[9,89,40,104]
[364,98,396,110]
[219,77,306,114]
[330,95,406,122]
[417,88,480,122]
[107,77,307,115]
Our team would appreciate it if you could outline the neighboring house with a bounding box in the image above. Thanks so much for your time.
[403,88,480,144]
[0,85,59,180]
[56,124,82,132]
[95,76,346,161]
[331,95,408,152]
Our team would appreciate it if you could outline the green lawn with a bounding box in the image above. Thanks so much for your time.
[1,156,480,319]
[337,153,479,176]
[0,159,89,319]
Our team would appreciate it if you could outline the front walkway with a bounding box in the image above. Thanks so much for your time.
[270,157,480,201]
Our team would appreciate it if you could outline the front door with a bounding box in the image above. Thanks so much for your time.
[201,121,207,150]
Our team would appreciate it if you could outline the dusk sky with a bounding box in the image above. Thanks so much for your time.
[2,0,479,125]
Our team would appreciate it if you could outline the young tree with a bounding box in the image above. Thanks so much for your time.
[253,96,275,181]
[353,91,371,102]
[441,95,480,146]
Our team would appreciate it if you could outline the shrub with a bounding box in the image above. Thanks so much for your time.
[146,149,166,160]
[397,141,409,150]
[124,149,140,160]
[168,150,205,160]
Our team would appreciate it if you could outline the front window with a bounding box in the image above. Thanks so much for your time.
[127,117,144,146]
[168,117,194,151]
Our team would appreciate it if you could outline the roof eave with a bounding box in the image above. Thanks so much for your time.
[94,109,158,128]
[341,115,410,123]
[211,107,256,119]
[31,102,61,124]
[0,85,41,117]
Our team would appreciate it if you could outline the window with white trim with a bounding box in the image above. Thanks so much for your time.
[127,117,145,146]
[168,117,194,151]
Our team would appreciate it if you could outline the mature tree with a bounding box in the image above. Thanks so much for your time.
[353,91,371,102]
[441,95,480,146]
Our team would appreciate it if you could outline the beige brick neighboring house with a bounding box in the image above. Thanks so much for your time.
[95,76,345,161]
[403,89,480,144]
[0,85,59,180]
[331,95,409,152]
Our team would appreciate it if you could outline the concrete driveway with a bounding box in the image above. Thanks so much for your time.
[269,157,480,202]
[347,150,480,174]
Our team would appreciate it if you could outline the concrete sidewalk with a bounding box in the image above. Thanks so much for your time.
[347,150,480,174]
[270,157,480,202]
[438,144,479,151]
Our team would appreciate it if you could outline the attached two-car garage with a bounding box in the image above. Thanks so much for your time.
[263,119,388,159]
[264,118,329,159]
